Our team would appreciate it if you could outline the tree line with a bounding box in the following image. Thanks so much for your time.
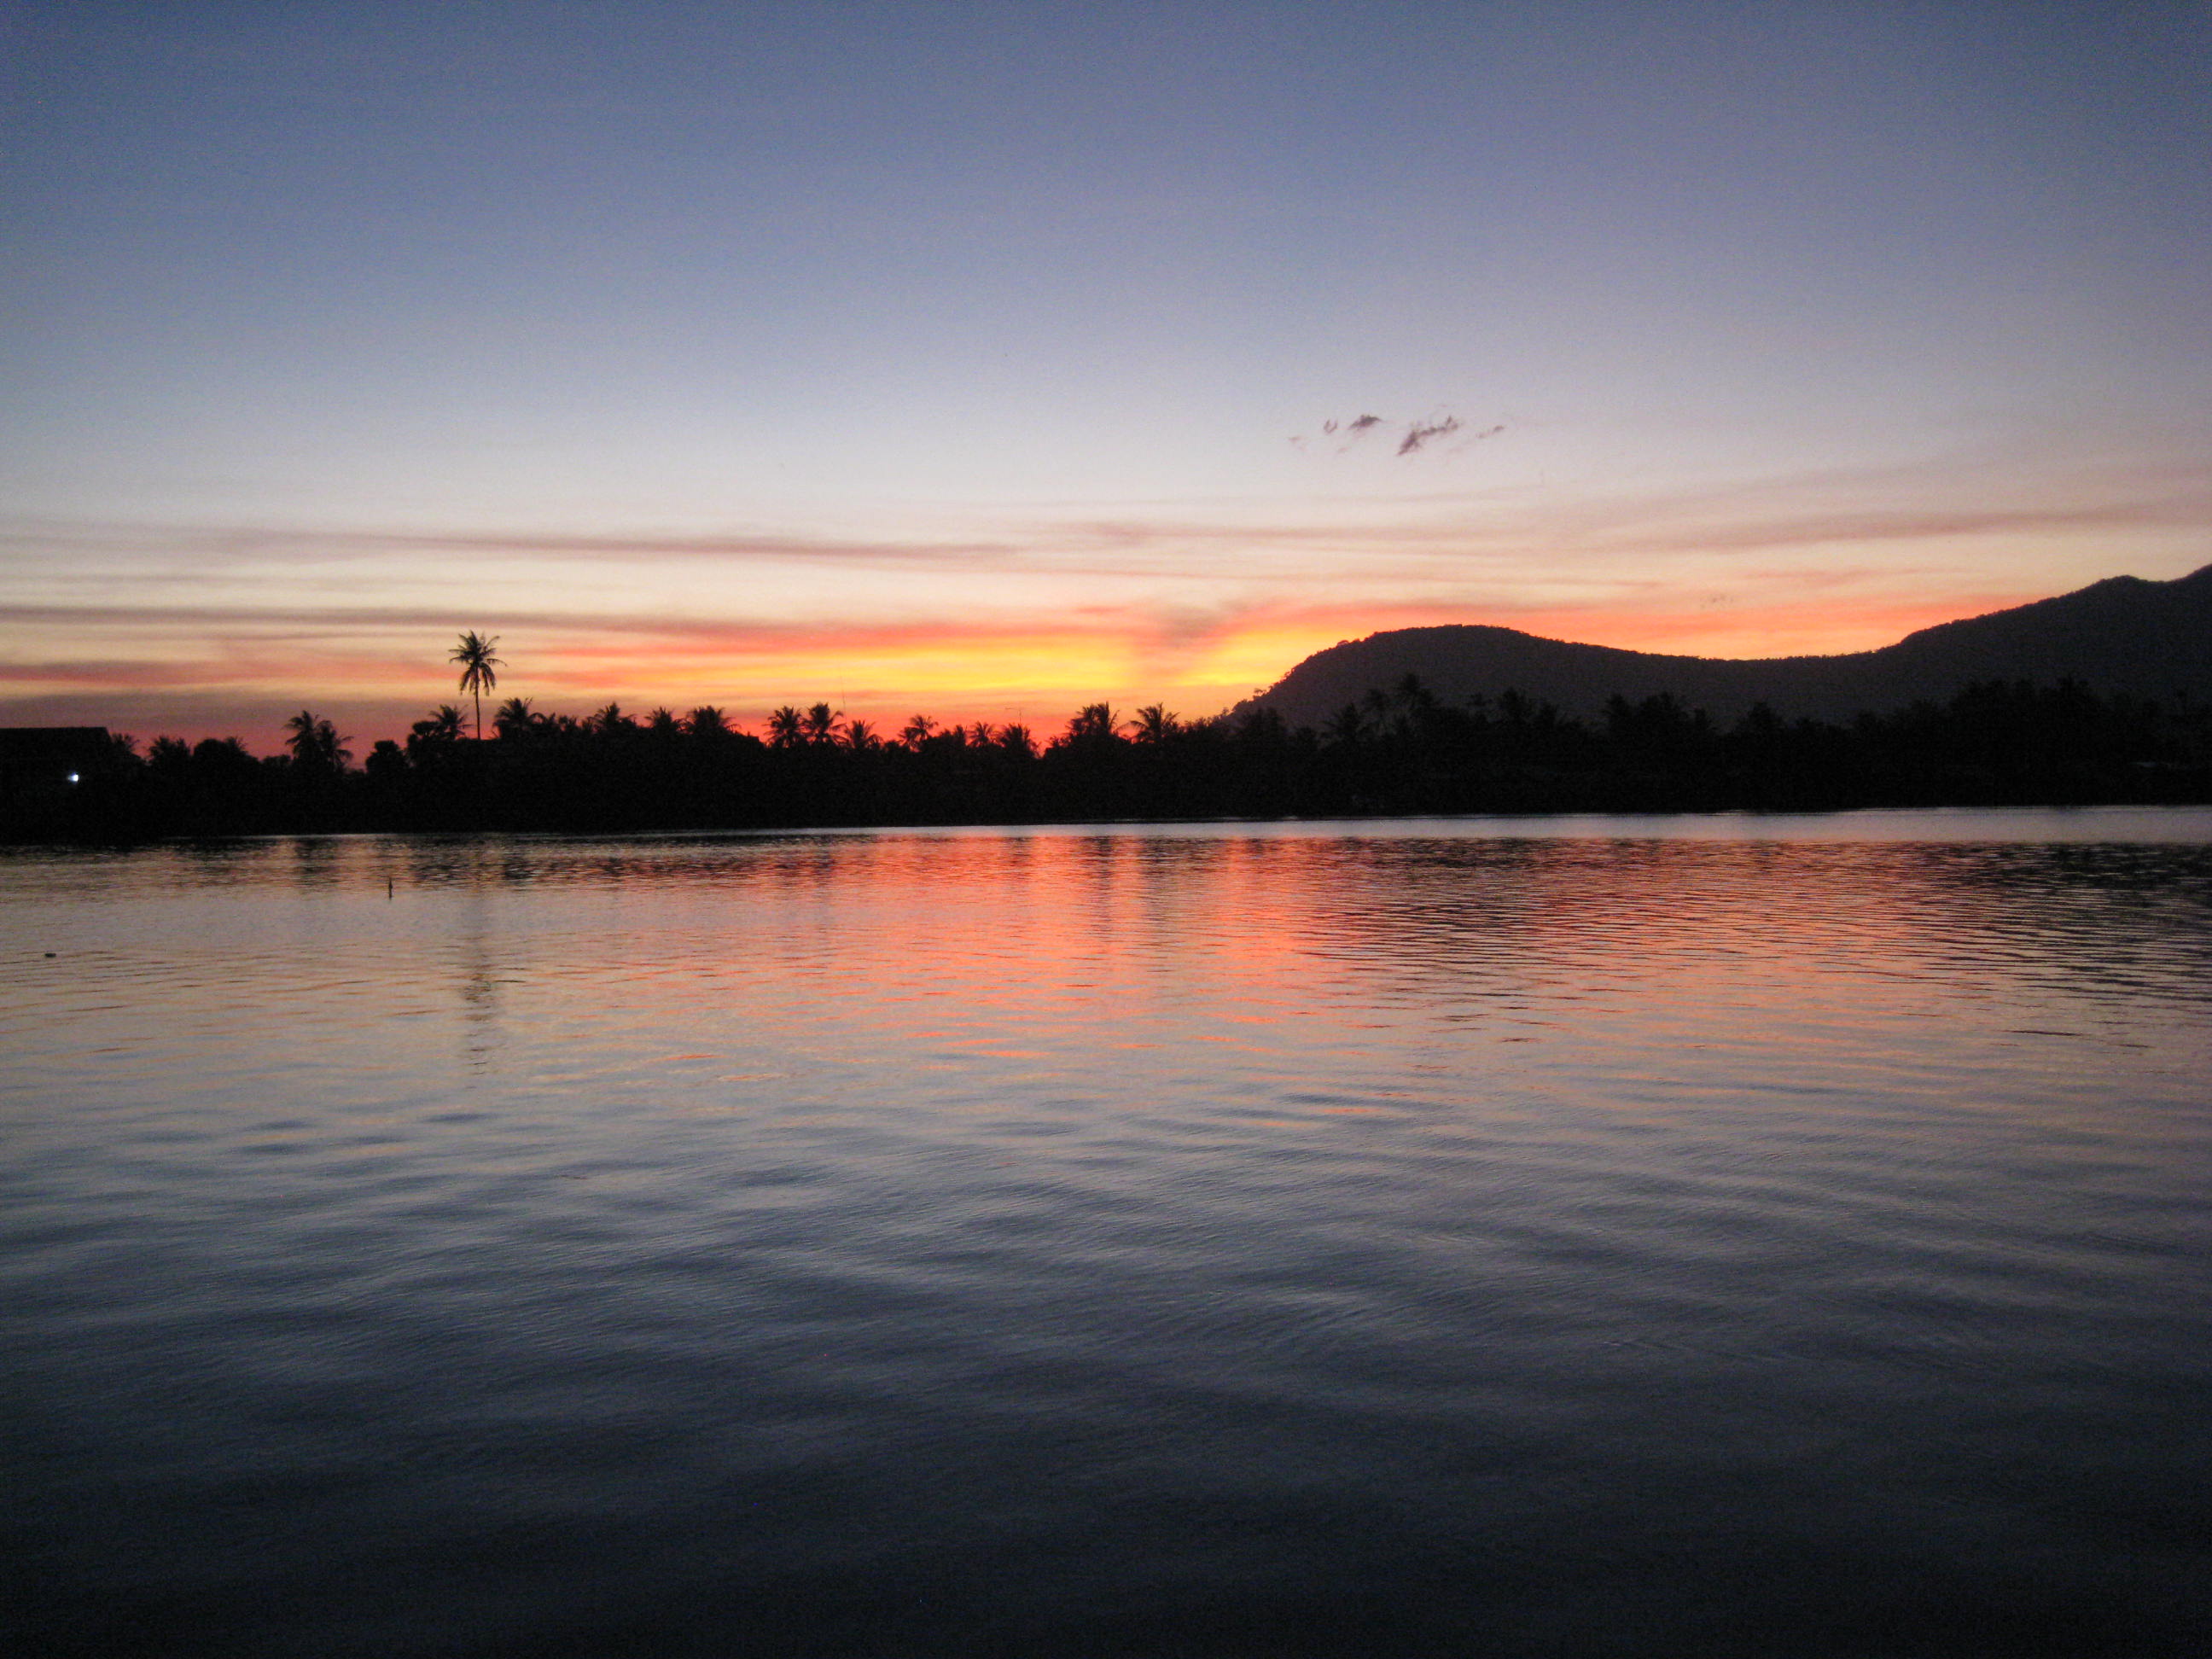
[15,676,2210,842]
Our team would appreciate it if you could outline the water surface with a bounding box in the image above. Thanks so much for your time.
[6,811,2210,1656]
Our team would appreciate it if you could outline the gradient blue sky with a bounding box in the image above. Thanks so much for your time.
[4,2,2209,746]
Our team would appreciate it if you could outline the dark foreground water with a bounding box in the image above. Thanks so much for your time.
[5,810,2211,1657]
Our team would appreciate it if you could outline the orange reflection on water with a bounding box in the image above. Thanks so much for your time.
[15,818,2200,1150]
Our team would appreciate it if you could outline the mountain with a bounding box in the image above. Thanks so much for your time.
[1239,564,2212,730]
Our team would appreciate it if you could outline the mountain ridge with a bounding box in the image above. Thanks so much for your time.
[1238,564,2212,729]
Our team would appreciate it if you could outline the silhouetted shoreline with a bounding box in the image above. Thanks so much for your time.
[8,676,2209,845]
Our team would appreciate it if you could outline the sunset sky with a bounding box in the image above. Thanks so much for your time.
[4,3,2209,749]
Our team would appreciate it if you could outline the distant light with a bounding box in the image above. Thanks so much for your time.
[66,772,80,784]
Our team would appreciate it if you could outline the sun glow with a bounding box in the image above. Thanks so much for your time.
[0,579,2073,752]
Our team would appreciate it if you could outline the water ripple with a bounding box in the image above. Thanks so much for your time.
[4,813,2210,1656]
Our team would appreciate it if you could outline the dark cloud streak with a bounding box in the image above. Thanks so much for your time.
[1300,410,1500,457]
[1397,415,1462,456]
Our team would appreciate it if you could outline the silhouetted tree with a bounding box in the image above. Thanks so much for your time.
[1061,703,1121,745]
[284,709,350,771]
[1131,705,1180,744]
[38,663,2210,847]
[407,704,465,758]
[195,736,255,769]
[1323,703,1369,748]
[494,696,538,741]
[450,631,504,740]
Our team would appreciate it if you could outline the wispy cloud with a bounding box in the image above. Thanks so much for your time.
[7,445,2206,586]
[1299,410,1500,457]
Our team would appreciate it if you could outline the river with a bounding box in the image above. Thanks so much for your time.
[5,810,2209,1656]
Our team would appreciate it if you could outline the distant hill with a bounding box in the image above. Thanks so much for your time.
[1239,564,2212,729]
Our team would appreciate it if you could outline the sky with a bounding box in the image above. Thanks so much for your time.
[3,1,2209,749]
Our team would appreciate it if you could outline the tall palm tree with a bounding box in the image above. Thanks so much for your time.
[802,702,841,747]
[450,632,504,741]
[767,706,806,749]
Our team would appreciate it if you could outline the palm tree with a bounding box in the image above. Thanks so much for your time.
[801,702,841,747]
[283,708,316,763]
[1131,705,1180,744]
[767,706,806,749]
[685,706,729,740]
[407,704,465,761]
[1323,703,1369,748]
[449,632,504,741]
[283,709,350,772]
[900,713,938,747]
[963,720,994,747]
[1062,703,1121,746]
[843,716,879,751]
[494,696,538,741]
